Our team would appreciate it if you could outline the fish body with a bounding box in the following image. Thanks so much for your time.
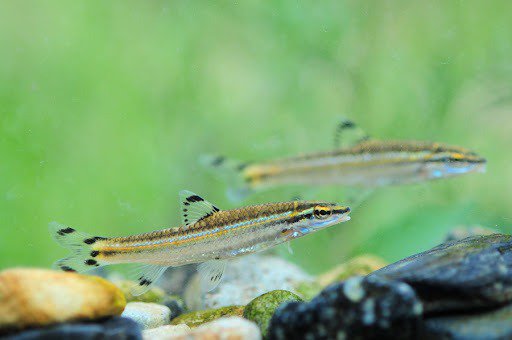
[205,139,486,198]
[242,140,486,189]
[50,191,350,295]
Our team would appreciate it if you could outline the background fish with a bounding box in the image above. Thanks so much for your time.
[49,190,350,295]
[203,120,486,199]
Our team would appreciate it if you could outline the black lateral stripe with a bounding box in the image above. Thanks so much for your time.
[288,213,312,224]
[101,250,120,256]
[332,208,350,214]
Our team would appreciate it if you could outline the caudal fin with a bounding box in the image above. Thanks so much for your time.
[199,154,252,202]
[49,222,107,273]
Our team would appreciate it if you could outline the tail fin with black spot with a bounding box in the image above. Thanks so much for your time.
[49,221,107,273]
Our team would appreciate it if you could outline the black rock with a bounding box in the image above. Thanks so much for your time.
[371,234,512,314]
[2,317,142,340]
[161,296,186,321]
[267,275,422,340]
[420,303,512,340]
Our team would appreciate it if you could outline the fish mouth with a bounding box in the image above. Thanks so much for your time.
[339,215,351,223]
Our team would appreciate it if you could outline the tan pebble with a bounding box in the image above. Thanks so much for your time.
[0,268,126,330]
[142,324,191,339]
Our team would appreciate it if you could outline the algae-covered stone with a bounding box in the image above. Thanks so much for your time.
[317,255,387,287]
[444,225,496,242]
[170,305,244,328]
[243,290,302,338]
[371,234,512,314]
[293,281,323,301]
[0,268,126,331]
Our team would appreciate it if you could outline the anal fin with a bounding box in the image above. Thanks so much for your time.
[197,260,227,292]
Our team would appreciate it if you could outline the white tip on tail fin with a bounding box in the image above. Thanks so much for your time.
[199,154,252,202]
[49,221,106,273]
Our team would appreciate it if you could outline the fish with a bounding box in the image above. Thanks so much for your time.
[202,120,486,199]
[49,190,351,295]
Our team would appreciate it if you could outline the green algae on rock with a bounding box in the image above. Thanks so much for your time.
[170,305,244,328]
[317,255,387,287]
[293,281,323,301]
[116,280,167,303]
[244,290,302,338]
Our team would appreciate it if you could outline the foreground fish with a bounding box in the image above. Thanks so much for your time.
[50,190,350,295]
[203,120,486,198]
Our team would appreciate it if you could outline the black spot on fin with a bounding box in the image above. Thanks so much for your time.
[333,118,370,149]
[178,190,221,228]
[197,260,227,292]
[57,227,75,236]
[127,264,168,296]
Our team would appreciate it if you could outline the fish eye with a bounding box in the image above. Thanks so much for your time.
[313,206,332,220]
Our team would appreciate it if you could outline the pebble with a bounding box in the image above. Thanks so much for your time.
[181,317,260,340]
[2,317,141,340]
[317,255,387,287]
[371,234,512,314]
[243,290,302,338]
[268,275,422,340]
[170,305,244,328]
[121,302,171,330]
[184,255,312,310]
[142,324,190,340]
[421,303,512,340]
[0,268,126,330]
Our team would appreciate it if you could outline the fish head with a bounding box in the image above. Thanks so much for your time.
[423,145,487,179]
[280,202,351,240]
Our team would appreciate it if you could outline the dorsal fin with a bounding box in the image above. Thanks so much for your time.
[333,118,370,149]
[179,190,221,228]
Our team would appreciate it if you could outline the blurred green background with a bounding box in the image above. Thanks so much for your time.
[1,1,510,273]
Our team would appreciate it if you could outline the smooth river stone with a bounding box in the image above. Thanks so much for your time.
[268,275,422,340]
[0,268,126,331]
[371,234,512,314]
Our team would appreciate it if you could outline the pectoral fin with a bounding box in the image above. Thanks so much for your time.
[197,260,227,292]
